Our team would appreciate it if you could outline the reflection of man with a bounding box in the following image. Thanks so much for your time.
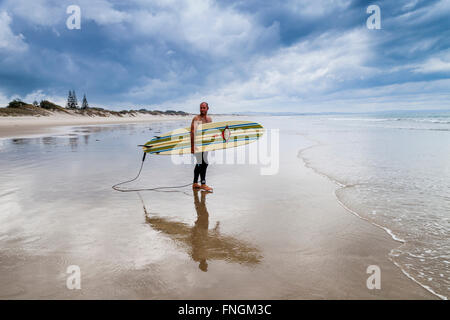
[191,189,211,272]
[191,102,213,192]
[145,190,261,272]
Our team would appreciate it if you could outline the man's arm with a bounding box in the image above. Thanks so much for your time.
[190,117,198,154]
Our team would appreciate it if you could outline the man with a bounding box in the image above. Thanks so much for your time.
[191,102,213,192]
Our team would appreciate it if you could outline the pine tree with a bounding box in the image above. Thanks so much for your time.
[72,91,79,109]
[81,94,89,109]
[66,90,80,109]
[66,90,73,108]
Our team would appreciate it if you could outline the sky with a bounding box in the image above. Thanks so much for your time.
[0,0,449,113]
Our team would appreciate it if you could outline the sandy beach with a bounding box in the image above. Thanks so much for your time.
[0,116,439,299]
[0,113,194,139]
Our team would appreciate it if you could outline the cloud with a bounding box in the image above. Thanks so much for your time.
[0,0,63,26]
[115,0,281,59]
[0,89,67,108]
[22,90,66,106]
[0,11,28,52]
[0,0,129,27]
[0,0,449,112]
[142,28,378,112]
[80,0,130,25]
[413,50,450,73]
[0,90,10,107]
[224,29,375,97]
[394,0,450,26]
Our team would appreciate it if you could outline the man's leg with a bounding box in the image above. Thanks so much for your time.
[193,165,201,184]
[193,153,203,188]
[199,152,212,192]
[199,162,208,184]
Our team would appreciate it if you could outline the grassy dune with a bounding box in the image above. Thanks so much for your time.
[0,99,190,118]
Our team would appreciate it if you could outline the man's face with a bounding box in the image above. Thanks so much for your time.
[200,103,208,115]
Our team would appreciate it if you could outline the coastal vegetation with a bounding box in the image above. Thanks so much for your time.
[0,96,189,117]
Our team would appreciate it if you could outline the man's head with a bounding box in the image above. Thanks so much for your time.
[199,102,209,116]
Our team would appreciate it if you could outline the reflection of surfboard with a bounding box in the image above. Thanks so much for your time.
[143,120,264,155]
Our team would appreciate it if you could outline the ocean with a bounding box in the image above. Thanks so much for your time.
[293,110,450,299]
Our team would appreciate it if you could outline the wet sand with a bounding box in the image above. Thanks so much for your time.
[0,119,437,299]
[0,114,191,139]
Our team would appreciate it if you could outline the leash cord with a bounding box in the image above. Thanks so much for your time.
[112,152,192,192]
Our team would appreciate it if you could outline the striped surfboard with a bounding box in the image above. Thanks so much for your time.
[142,120,264,155]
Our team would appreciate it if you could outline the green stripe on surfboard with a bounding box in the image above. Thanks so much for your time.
[147,127,262,150]
[143,120,264,155]
[145,123,263,144]
[149,133,262,154]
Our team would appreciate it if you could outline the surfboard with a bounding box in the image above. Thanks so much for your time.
[142,120,264,155]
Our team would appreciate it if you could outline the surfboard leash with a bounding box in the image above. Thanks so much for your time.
[112,151,192,193]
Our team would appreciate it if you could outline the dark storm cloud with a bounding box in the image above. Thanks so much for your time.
[0,0,449,111]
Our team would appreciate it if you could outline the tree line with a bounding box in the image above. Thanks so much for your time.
[4,91,189,116]
[66,90,89,109]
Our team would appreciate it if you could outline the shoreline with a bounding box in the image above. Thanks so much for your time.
[334,192,446,300]
[297,142,445,300]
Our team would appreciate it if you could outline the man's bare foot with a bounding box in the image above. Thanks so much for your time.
[192,183,201,189]
[200,184,213,192]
